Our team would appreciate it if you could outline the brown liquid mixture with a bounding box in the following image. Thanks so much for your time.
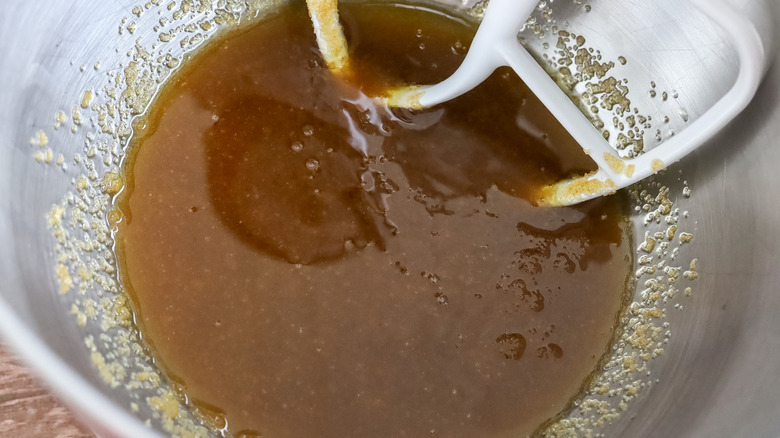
[116,2,632,437]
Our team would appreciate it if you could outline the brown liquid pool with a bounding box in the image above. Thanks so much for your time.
[115,2,633,437]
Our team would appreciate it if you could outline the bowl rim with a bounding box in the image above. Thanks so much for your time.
[0,294,162,438]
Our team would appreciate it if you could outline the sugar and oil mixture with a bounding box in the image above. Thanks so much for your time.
[115,2,633,437]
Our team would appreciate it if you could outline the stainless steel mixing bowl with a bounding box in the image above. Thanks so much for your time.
[1,0,778,437]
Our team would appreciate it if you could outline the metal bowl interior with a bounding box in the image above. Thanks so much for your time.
[0,0,779,436]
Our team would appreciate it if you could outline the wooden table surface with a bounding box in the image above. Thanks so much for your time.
[0,343,95,437]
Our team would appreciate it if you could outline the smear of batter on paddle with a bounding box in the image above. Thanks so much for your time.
[115,2,632,437]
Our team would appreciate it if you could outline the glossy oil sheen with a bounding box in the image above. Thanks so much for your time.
[116,2,632,437]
